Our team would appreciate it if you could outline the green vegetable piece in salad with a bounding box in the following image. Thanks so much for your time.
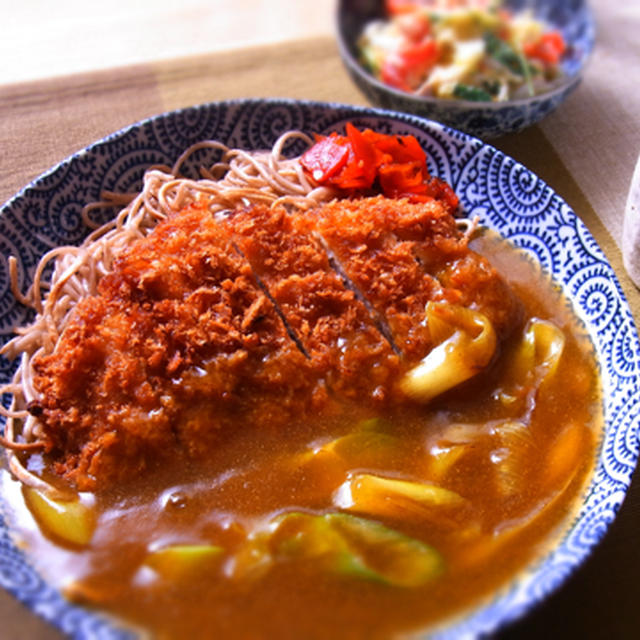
[453,84,493,102]
[484,32,532,78]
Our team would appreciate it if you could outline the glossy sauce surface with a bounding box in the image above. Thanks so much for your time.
[4,231,601,640]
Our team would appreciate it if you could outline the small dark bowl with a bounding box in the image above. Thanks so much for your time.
[337,0,595,139]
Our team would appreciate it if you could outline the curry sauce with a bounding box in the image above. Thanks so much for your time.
[2,226,601,640]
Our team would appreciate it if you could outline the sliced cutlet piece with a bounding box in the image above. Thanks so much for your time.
[33,202,315,489]
[362,197,522,338]
[304,196,456,363]
[306,195,520,363]
[223,203,401,404]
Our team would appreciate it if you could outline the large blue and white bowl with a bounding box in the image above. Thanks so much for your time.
[0,99,638,639]
[337,0,595,139]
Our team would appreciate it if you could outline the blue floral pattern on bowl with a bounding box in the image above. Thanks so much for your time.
[0,99,637,639]
[337,0,596,139]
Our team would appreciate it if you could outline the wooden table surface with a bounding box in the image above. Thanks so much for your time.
[1,1,639,638]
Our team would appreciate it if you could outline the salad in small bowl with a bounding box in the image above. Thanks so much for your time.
[337,0,595,138]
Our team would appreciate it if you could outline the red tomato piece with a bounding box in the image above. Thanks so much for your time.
[397,10,431,42]
[399,39,438,71]
[380,39,438,92]
[381,56,412,91]
[385,0,422,15]
[524,31,566,66]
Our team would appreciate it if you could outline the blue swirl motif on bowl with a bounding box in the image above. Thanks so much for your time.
[0,99,638,639]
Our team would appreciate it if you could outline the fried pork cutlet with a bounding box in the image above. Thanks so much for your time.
[307,196,521,362]
[31,195,520,490]
[224,205,400,402]
[33,204,316,489]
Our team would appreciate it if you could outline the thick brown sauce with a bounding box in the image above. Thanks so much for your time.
[2,230,601,640]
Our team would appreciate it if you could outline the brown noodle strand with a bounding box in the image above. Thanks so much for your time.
[0,434,45,452]
[8,257,33,309]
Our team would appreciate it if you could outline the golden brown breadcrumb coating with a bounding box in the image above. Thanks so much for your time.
[32,196,520,490]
